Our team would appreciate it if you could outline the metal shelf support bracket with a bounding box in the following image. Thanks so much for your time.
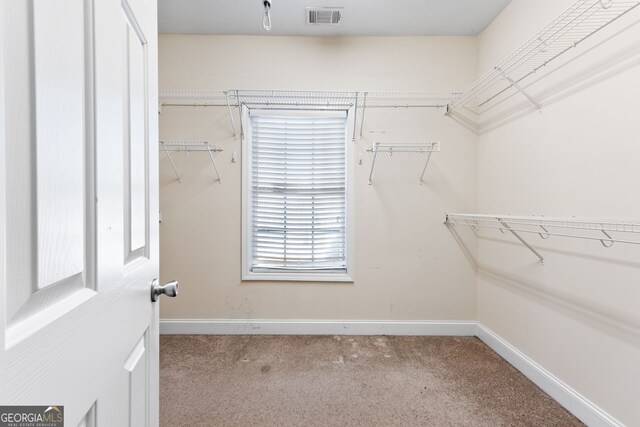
[161,142,182,183]
[224,91,237,139]
[498,219,545,263]
[497,67,542,112]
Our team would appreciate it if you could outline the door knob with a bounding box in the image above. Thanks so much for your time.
[151,279,179,302]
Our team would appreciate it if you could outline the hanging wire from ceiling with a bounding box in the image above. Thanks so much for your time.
[262,0,272,31]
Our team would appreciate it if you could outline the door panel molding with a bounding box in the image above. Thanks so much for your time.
[34,0,87,289]
[123,0,150,265]
[77,403,96,427]
[124,331,149,427]
[5,289,95,349]
[4,0,97,347]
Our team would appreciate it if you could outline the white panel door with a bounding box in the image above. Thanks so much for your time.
[0,0,161,425]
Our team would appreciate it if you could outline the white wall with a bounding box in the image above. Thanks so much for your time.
[158,36,479,321]
[476,1,640,425]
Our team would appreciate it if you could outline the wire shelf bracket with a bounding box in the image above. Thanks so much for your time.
[446,0,640,115]
[367,142,440,185]
[224,91,237,138]
[444,213,640,263]
[497,67,542,112]
[160,141,224,183]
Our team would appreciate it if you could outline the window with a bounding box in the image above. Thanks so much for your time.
[242,109,353,281]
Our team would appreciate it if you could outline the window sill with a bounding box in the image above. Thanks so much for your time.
[242,271,354,283]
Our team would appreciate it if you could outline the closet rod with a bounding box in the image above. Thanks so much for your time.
[444,213,640,263]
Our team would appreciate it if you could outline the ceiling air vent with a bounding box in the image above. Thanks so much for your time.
[307,7,343,25]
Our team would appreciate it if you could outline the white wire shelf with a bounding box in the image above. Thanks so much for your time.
[235,90,358,109]
[160,141,223,151]
[447,0,640,115]
[159,141,223,183]
[159,91,231,106]
[367,142,440,185]
[445,213,640,263]
[159,90,460,141]
[159,90,458,109]
[368,142,441,153]
[358,92,456,109]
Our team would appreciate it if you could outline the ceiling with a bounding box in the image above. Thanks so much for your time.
[158,0,512,36]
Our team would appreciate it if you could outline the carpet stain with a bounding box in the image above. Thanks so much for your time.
[160,335,584,427]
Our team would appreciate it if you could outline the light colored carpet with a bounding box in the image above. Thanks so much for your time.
[160,335,583,427]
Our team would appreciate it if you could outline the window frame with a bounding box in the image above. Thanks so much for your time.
[241,106,355,282]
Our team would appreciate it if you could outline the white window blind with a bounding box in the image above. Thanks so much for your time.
[248,112,348,274]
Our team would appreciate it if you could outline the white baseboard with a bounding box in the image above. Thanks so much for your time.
[475,324,623,427]
[159,319,477,336]
[159,318,622,427]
